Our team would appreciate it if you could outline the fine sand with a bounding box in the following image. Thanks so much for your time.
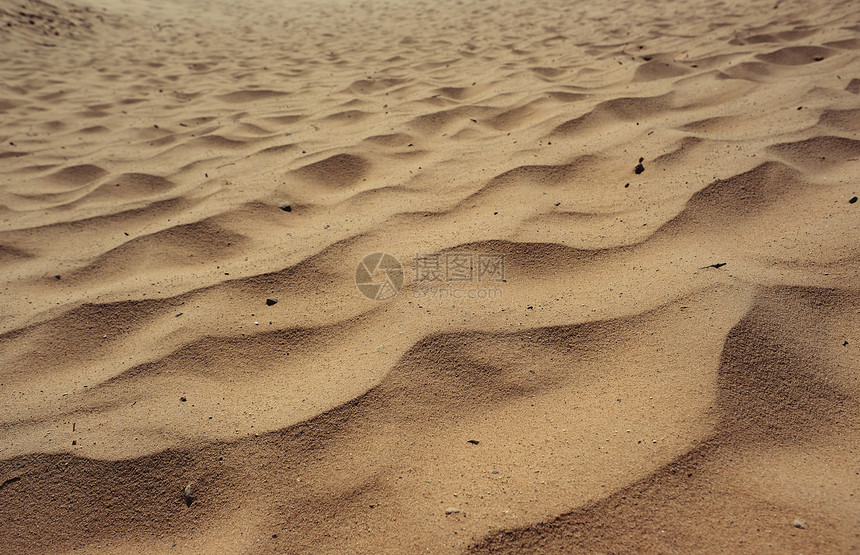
[1,0,859,552]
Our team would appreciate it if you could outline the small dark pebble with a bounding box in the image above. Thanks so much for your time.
[467,439,480,445]
[625,183,630,188]
[54,275,61,280]
[72,440,76,445]
[642,56,652,61]
[266,298,278,306]
[850,196,857,204]
[176,313,183,317]
[180,397,187,402]
[555,202,561,206]
[634,157,645,174]
[843,341,848,346]
[814,57,824,61]
[798,106,803,110]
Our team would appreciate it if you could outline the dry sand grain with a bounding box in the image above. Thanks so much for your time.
[1,0,859,552]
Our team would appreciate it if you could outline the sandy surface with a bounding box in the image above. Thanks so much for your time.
[1,0,859,551]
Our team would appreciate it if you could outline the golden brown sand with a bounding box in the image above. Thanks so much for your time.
[1,0,859,551]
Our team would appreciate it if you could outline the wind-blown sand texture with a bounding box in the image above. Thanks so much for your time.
[1,0,859,551]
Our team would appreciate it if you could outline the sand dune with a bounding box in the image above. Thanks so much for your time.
[1,0,858,552]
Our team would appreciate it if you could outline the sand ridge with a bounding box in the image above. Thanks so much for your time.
[1,0,859,551]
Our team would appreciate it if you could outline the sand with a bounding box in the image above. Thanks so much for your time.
[0,0,858,551]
